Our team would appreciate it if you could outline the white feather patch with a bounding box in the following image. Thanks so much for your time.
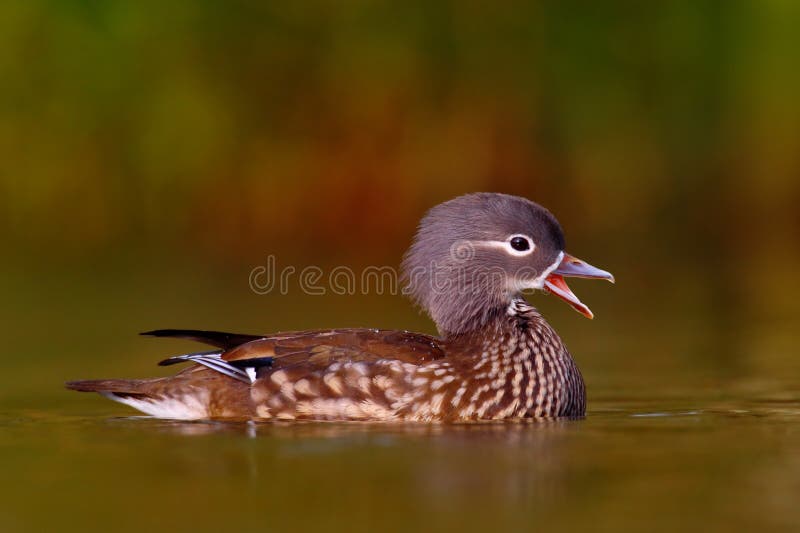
[102,392,209,420]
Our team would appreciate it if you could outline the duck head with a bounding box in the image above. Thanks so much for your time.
[401,192,614,336]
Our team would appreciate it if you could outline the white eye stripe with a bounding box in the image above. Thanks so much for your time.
[474,235,536,257]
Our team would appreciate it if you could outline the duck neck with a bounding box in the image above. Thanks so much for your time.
[443,297,586,417]
[441,296,545,343]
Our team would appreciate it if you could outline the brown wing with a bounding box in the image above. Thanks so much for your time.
[222,328,445,373]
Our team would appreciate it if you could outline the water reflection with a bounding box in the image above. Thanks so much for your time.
[101,415,585,517]
[127,416,576,439]
[3,399,800,531]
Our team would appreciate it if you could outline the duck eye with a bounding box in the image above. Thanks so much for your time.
[510,236,531,252]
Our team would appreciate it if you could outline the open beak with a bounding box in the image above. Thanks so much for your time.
[544,253,614,319]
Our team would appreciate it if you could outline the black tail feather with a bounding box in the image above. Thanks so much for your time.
[140,329,265,349]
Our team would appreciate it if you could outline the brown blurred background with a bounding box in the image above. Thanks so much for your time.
[0,1,798,407]
[2,4,800,532]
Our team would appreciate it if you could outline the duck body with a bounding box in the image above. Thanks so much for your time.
[69,300,584,421]
[68,193,610,421]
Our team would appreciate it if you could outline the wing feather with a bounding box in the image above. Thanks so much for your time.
[148,328,445,384]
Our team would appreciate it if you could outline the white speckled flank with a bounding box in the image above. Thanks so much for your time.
[239,299,584,422]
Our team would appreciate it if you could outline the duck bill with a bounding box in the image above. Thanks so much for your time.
[544,253,615,319]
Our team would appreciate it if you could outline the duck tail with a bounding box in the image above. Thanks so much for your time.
[66,378,209,420]
[66,378,152,395]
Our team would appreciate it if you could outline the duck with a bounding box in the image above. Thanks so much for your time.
[67,192,614,421]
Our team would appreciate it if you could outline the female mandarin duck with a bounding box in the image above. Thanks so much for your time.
[68,193,614,421]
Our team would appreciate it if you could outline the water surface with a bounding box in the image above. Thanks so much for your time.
[3,392,799,532]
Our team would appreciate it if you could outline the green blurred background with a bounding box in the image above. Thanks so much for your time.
[1,2,799,532]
